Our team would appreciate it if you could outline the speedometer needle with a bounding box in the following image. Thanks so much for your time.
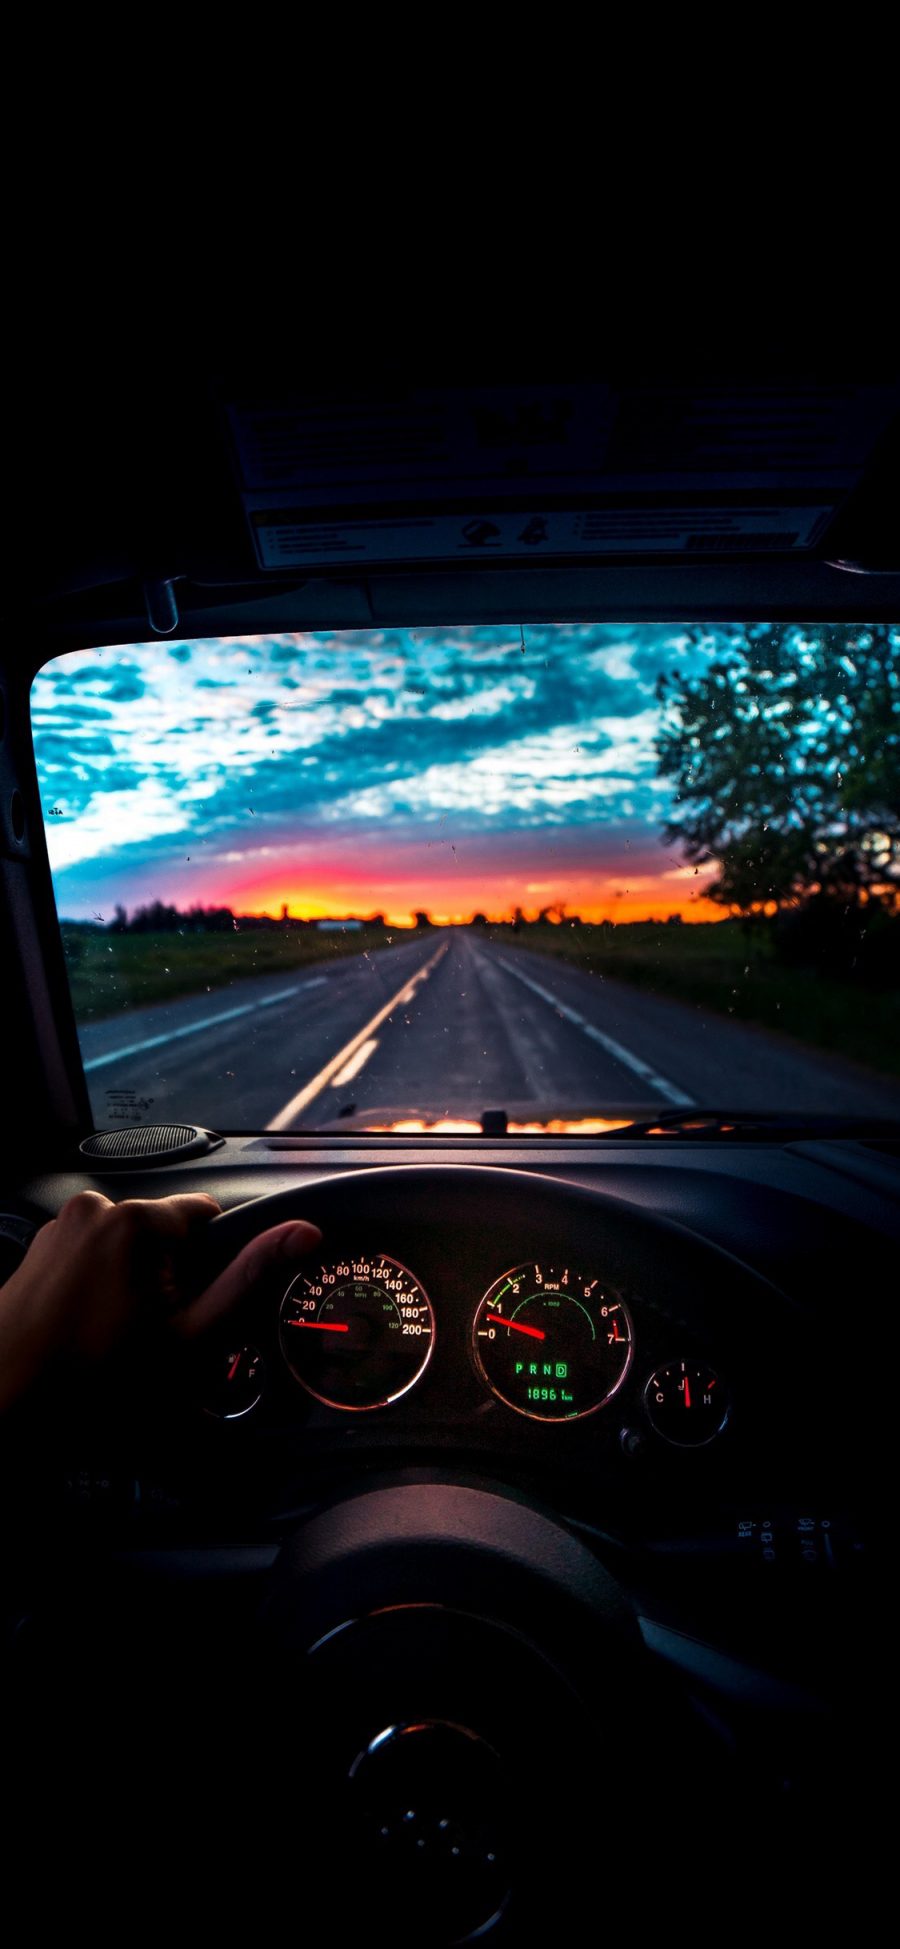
[486,1314,546,1340]
[286,1320,349,1332]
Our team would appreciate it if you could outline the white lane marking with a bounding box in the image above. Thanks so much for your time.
[83,1003,256,1070]
[331,1037,379,1088]
[83,973,330,1072]
[494,956,694,1108]
[268,941,448,1129]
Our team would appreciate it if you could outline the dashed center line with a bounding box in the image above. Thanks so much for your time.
[331,1037,379,1087]
[268,941,448,1129]
[495,956,694,1107]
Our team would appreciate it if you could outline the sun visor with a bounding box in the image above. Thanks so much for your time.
[223,381,899,572]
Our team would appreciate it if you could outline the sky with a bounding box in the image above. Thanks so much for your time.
[31,625,724,927]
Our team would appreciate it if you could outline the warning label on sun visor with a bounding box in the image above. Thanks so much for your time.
[226,382,898,571]
[248,503,833,570]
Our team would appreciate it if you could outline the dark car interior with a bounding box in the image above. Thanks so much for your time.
[2,348,894,1939]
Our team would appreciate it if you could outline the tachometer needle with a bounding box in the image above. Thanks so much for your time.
[486,1314,546,1341]
[286,1319,350,1332]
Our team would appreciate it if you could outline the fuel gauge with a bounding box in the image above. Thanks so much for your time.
[201,1344,265,1420]
[644,1361,728,1447]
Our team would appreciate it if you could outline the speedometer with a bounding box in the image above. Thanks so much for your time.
[279,1255,434,1410]
[472,1262,633,1421]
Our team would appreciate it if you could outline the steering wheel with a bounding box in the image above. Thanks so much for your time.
[169,1164,785,1943]
[6,1166,817,1945]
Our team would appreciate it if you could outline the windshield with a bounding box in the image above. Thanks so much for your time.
[31,624,900,1133]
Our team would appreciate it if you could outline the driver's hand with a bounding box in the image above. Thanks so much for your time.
[0,1191,322,1413]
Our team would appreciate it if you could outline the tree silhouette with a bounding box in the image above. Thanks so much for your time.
[656,625,900,915]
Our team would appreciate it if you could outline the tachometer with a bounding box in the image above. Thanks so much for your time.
[472,1263,633,1421]
[279,1255,434,1411]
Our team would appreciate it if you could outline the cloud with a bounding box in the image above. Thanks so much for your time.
[106,677,147,702]
[32,625,715,912]
[32,701,115,722]
[46,777,187,870]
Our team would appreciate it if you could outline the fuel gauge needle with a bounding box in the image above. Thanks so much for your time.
[227,1352,242,1381]
[486,1314,546,1340]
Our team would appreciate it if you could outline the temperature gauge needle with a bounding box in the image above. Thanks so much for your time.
[486,1314,546,1340]
[286,1319,350,1332]
[684,1372,692,1409]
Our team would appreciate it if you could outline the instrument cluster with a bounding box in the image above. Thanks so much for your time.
[198,1247,730,1450]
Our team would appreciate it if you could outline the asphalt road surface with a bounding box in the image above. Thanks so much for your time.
[77,929,900,1133]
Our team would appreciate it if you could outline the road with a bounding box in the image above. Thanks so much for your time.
[78,928,900,1132]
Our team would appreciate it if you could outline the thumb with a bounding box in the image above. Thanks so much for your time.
[173,1219,322,1339]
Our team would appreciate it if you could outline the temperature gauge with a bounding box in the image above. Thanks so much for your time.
[644,1361,728,1446]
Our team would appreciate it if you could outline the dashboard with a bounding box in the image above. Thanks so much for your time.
[4,1135,885,1579]
[3,1135,887,1943]
[178,1175,804,1544]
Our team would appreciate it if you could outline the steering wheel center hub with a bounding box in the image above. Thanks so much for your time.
[349,1718,510,1940]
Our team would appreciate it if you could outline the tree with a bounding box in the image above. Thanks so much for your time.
[126,900,181,933]
[655,625,900,915]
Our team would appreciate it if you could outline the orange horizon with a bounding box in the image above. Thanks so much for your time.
[216,888,723,927]
[157,835,723,930]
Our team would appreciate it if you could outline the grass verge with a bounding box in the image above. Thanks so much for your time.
[60,923,401,1021]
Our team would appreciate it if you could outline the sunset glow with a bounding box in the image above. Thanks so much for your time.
[32,625,724,925]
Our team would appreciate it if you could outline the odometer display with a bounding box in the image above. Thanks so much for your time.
[472,1263,633,1421]
[279,1255,434,1411]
